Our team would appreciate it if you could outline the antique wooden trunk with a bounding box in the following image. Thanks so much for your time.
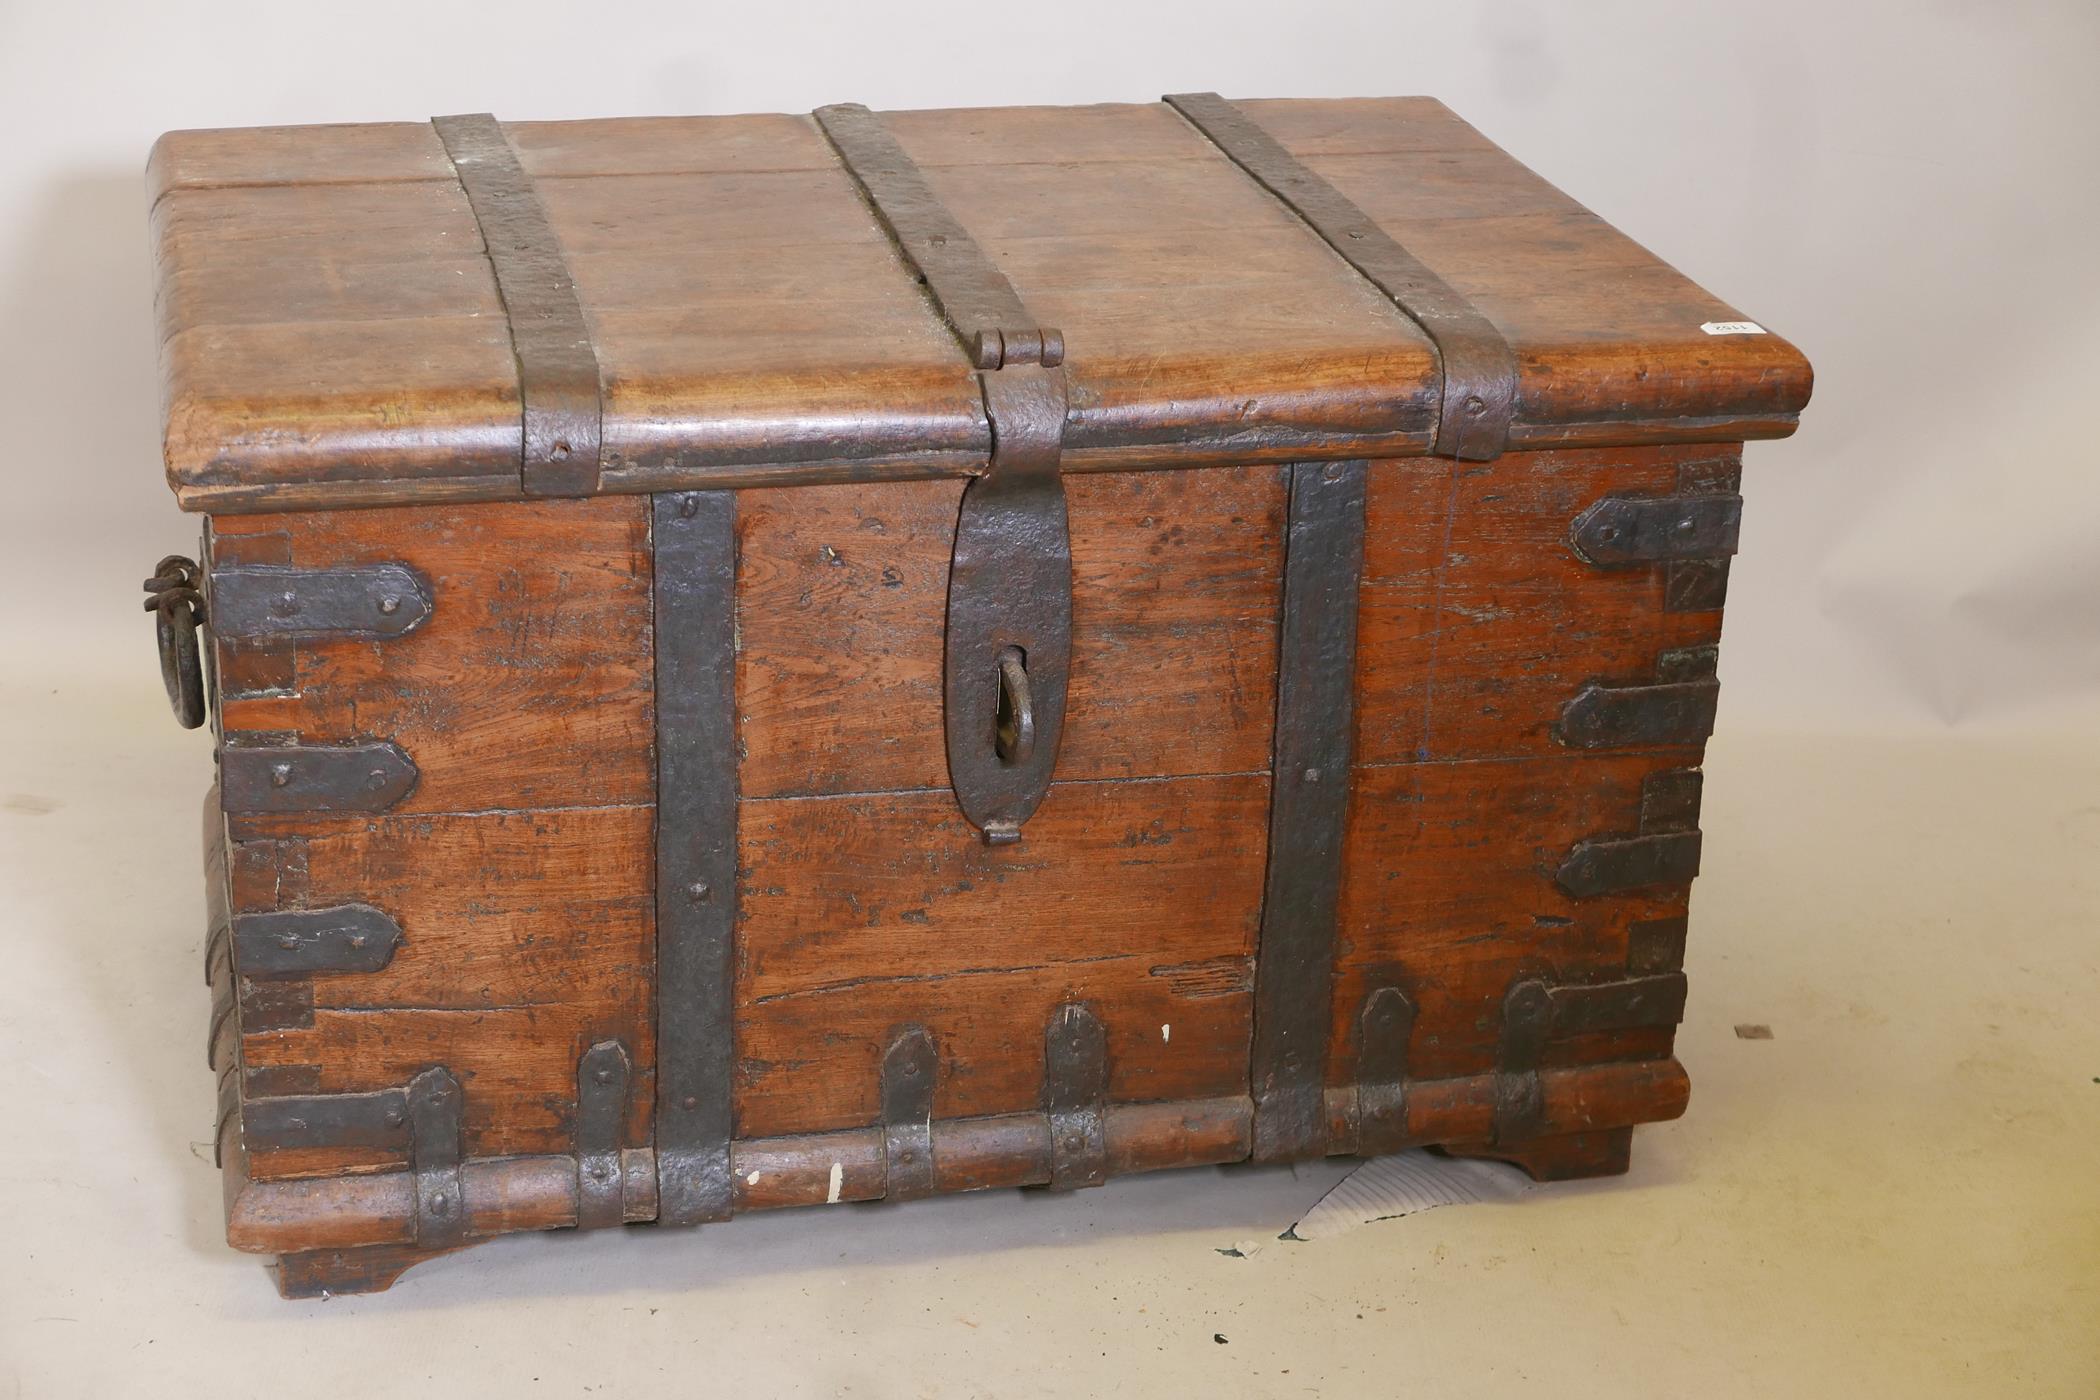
[144,94,1811,1297]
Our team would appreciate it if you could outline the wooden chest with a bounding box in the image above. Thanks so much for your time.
[144,94,1811,1297]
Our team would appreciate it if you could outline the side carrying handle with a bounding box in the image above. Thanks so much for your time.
[143,555,207,729]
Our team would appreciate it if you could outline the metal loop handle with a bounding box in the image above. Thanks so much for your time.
[145,555,207,730]
[994,647,1034,766]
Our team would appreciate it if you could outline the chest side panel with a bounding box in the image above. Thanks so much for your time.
[1328,444,1734,1112]
[207,497,656,1181]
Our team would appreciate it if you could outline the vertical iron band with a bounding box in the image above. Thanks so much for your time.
[1164,92,1517,462]
[652,491,739,1226]
[1249,461,1369,1162]
[813,102,1074,843]
[432,113,605,497]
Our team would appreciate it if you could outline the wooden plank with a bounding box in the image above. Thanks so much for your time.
[153,98,1811,513]
[733,774,1268,1138]
[734,466,1287,798]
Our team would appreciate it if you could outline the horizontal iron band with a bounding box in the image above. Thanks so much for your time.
[208,564,432,642]
[244,1088,410,1153]
[1571,492,1743,566]
[232,904,404,979]
[220,742,419,815]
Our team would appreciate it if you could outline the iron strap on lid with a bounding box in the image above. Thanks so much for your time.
[1164,92,1518,461]
[432,113,605,497]
[814,102,1074,844]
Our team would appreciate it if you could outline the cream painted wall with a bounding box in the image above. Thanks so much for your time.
[2,0,2094,740]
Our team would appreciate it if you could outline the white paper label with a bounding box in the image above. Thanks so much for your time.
[1700,320,1766,336]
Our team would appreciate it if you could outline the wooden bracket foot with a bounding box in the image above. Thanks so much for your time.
[1440,1126,1636,1182]
[269,1241,470,1299]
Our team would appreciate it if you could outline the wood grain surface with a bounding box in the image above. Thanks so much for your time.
[152,98,1810,512]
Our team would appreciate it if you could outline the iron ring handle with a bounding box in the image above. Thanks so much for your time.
[144,555,207,730]
[994,647,1034,767]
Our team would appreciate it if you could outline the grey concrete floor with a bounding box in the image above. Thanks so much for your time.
[4,673,2095,1396]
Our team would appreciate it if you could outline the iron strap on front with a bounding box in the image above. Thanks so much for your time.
[814,102,1074,844]
[1249,462,1370,1161]
[432,113,606,497]
[1164,92,1518,461]
[652,491,739,1226]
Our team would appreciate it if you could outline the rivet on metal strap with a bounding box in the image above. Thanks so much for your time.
[408,1067,466,1248]
[242,1087,412,1154]
[207,564,433,642]
[651,490,739,1228]
[219,742,419,815]
[1249,461,1368,1163]
[1043,1003,1109,1190]
[1164,92,1517,461]
[575,1040,631,1231]
[232,904,404,979]
[1355,984,1418,1156]
[432,113,604,498]
[1570,493,1743,567]
[1493,979,1554,1146]
[881,1024,938,1202]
